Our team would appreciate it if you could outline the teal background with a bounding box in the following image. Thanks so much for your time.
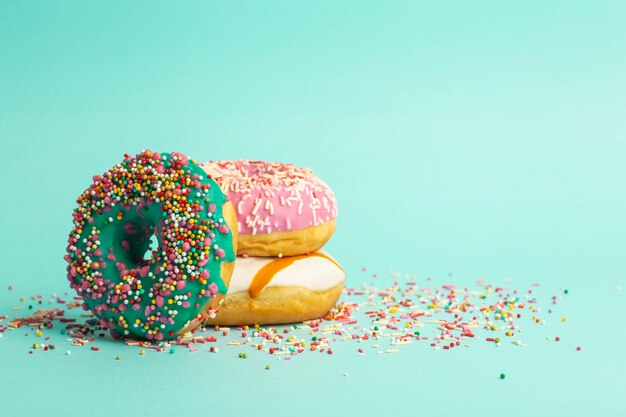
[1,1,625,416]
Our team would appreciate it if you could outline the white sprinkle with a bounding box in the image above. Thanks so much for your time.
[252,198,262,216]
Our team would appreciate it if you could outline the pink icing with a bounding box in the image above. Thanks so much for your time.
[199,160,337,235]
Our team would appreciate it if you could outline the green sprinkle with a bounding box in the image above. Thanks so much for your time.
[500,373,506,380]
[169,348,175,354]
[414,331,420,336]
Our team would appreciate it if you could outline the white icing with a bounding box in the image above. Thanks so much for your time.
[227,251,345,294]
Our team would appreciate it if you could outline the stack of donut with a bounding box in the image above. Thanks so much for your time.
[65,152,343,340]
[199,160,344,326]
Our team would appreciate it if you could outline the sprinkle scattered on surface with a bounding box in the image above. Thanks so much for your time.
[1,266,583,373]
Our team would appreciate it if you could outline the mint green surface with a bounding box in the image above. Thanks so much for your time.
[1,2,625,416]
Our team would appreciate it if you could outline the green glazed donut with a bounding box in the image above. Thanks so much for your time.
[64,150,237,341]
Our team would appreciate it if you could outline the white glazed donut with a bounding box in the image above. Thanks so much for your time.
[206,251,345,325]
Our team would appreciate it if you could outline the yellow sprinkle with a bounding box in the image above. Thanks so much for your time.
[561,317,567,322]
[139,350,145,355]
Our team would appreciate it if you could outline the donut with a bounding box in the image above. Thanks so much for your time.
[199,160,337,257]
[205,252,345,326]
[64,150,238,341]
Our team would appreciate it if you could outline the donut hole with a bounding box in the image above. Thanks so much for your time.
[119,224,156,265]
[112,205,163,267]
[144,234,159,261]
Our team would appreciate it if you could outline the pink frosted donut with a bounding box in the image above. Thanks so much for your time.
[199,160,337,257]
